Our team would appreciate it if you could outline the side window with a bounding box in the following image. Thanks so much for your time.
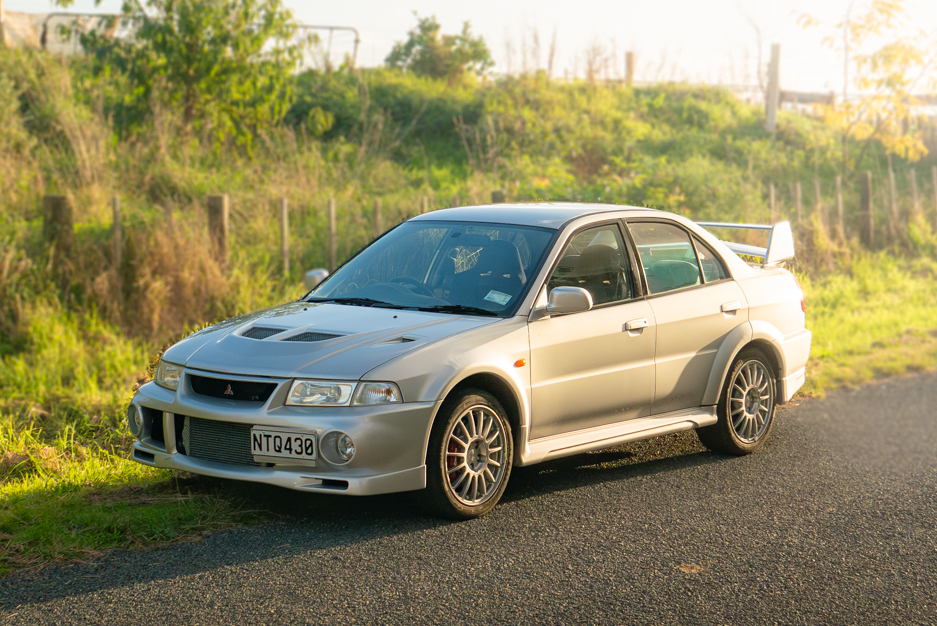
[628,222,702,295]
[692,236,728,283]
[547,225,633,306]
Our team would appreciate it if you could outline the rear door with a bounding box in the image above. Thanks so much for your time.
[626,220,748,415]
[528,222,656,439]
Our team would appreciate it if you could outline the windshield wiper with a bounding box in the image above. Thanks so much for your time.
[418,304,500,317]
[308,297,406,309]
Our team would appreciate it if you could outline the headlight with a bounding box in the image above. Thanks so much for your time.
[286,380,357,406]
[353,382,402,405]
[155,360,183,391]
[285,380,403,406]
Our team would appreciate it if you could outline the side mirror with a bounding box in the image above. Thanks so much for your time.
[304,268,329,290]
[543,286,593,317]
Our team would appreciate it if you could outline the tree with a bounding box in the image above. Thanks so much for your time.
[385,14,493,85]
[800,0,937,174]
[55,0,305,146]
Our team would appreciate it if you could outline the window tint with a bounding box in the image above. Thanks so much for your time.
[628,222,702,295]
[693,236,727,282]
[547,225,633,306]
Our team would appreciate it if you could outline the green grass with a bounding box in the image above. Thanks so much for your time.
[0,419,262,575]
[802,253,937,395]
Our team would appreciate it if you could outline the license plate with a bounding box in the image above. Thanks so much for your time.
[250,428,317,460]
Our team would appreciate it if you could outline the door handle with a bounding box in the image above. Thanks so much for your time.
[625,318,649,331]
[721,301,742,313]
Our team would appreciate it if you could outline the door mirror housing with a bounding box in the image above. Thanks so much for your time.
[540,286,594,317]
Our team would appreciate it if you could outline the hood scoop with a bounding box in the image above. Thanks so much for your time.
[283,331,343,342]
[377,336,417,345]
[241,326,286,340]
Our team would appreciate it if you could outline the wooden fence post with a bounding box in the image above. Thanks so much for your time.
[794,181,803,222]
[111,197,122,271]
[43,195,73,269]
[279,198,289,277]
[768,183,777,222]
[932,166,937,227]
[765,43,780,134]
[207,194,229,266]
[909,169,919,220]
[625,51,634,87]
[451,194,460,208]
[887,155,898,237]
[860,171,874,248]
[328,196,336,272]
[813,178,822,226]
[835,175,845,240]
[491,189,506,204]
[420,195,429,214]
[373,198,382,239]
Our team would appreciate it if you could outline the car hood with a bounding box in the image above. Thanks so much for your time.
[162,301,501,380]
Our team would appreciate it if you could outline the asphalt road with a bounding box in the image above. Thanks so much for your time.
[3,371,937,625]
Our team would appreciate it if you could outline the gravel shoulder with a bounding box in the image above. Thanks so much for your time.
[3,371,936,625]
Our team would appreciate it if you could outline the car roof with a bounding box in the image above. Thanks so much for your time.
[409,203,660,230]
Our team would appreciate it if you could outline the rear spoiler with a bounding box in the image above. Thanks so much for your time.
[695,221,795,266]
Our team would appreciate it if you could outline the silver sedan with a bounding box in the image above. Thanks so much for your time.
[127,204,811,518]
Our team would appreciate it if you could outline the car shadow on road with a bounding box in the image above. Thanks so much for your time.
[0,431,727,608]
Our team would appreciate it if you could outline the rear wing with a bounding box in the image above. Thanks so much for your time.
[695,221,795,266]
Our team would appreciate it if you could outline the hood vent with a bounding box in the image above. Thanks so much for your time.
[242,326,286,340]
[284,331,342,343]
[378,336,417,345]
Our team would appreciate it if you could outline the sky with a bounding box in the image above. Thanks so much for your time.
[5,0,937,94]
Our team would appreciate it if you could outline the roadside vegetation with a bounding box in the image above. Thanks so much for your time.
[2,0,937,576]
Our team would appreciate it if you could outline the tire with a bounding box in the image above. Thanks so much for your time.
[424,389,513,519]
[697,347,777,456]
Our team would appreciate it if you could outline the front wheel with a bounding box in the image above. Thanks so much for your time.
[697,348,777,455]
[424,390,513,519]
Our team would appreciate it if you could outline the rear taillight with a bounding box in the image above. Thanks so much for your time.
[792,274,805,313]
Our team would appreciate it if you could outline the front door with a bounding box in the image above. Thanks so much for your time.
[529,223,656,440]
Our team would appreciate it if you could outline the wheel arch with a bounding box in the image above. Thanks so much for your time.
[426,371,526,465]
[702,322,788,406]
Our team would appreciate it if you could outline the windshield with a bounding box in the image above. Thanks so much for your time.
[307,221,555,316]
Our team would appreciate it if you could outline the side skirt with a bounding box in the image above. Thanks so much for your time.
[518,406,717,466]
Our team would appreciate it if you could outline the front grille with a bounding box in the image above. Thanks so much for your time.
[242,326,285,340]
[189,374,277,403]
[181,416,261,466]
[284,332,341,342]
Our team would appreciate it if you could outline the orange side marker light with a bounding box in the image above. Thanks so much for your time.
[514,359,526,368]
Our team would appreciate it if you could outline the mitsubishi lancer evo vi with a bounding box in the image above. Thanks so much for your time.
[128,203,811,519]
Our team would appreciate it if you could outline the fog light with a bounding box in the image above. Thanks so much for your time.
[127,404,142,437]
[337,434,355,461]
[320,431,356,465]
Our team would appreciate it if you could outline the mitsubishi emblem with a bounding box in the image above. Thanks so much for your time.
[224,384,234,396]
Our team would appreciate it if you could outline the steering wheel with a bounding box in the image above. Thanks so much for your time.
[389,277,434,297]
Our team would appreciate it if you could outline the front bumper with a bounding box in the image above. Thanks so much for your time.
[130,371,436,496]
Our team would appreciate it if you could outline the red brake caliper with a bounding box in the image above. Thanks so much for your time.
[447,442,458,469]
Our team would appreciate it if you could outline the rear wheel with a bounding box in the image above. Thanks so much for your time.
[697,348,776,455]
[424,390,513,519]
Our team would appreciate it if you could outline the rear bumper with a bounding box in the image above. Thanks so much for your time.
[777,328,811,402]
[130,377,435,496]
